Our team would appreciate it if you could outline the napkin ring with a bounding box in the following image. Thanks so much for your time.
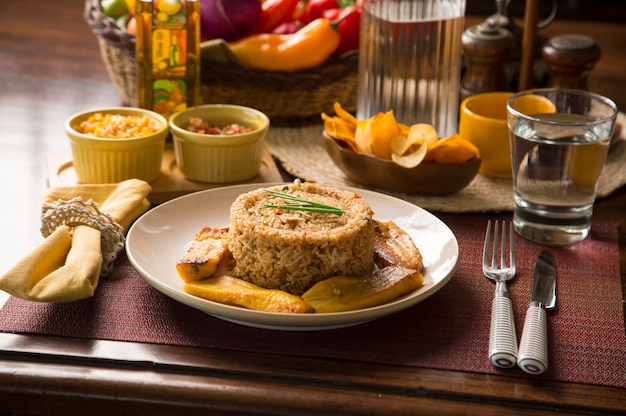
[40,197,125,276]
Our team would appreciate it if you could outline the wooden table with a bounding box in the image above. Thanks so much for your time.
[1,1,625,414]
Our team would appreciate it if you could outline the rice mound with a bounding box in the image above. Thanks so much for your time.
[228,182,375,295]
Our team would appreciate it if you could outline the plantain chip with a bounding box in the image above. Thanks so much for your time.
[333,101,358,127]
[424,133,479,164]
[398,123,410,136]
[390,123,438,168]
[391,138,428,168]
[322,103,479,167]
[322,113,358,151]
[355,116,379,154]
[322,102,360,151]
[404,124,438,154]
[370,110,403,160]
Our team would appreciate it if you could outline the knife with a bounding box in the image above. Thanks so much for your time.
[517,250,557,375]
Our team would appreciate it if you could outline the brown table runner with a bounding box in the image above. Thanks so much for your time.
[1,213,624,389]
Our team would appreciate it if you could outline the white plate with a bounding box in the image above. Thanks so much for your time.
[126,183,459,331]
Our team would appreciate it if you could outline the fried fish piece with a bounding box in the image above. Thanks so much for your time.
[301,265,423,313]
[184,276,314,314]
[374,220,423,271]
[176,226,234,283]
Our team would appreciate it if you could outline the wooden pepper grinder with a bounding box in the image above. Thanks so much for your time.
[461,21,515,100]
[541,34,601,90]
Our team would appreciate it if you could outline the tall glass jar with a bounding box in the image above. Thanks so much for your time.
[136,0,201,119]
[357,0,466,138]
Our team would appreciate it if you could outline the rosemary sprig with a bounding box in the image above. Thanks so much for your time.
[262,190,344,216]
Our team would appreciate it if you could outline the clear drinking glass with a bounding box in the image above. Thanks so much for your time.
[507,88,618,245]
[356,0,466,138]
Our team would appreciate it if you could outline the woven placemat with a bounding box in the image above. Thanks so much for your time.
[1,215,624,389]
[267,112,626,213]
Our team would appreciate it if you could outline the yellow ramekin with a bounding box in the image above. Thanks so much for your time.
[169,104,270,183]
[65,107,168,184]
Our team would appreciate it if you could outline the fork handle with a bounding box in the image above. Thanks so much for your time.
[489,296,518,368]
[518,304,548,375]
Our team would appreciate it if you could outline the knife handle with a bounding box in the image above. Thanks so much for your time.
[518,305,548,375]
[489,296,518,368]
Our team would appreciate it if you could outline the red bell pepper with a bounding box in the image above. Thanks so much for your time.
[272,20,301,35]
[323,5,361,56]
[303,0,339,24]
[248,0,301,35]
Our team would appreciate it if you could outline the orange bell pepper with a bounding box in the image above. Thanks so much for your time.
[228,18,341,72]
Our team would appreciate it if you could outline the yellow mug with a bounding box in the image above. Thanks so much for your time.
[459,92,514,178]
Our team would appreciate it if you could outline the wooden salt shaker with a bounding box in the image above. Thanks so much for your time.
[461,21,514,99]
[541,34,601,90]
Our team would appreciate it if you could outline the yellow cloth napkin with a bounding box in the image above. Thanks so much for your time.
[0,179,152,303]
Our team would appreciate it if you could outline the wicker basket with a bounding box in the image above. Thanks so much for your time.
[84,0,359,124]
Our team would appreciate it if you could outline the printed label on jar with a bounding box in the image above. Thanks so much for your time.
[151,28,188,77]
[152,79,188,115]
[153,0,188,25]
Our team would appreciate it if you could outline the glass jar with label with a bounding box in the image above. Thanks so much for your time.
[136,0,201,119]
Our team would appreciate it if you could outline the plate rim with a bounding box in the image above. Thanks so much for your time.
[126,182,459,331]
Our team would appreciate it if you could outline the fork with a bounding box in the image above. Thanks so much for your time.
[483,220,518,368]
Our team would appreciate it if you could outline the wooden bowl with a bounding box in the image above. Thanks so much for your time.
[322,132,482,195]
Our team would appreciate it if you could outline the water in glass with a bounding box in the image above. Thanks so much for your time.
[510,112,613,244]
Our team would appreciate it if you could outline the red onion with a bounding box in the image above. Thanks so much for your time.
[200,0,262,41]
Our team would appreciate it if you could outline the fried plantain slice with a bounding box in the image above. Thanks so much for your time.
[176,226,234,283]
[184,275,314,314]
[374,220,423,271]
[301,265,423,313]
